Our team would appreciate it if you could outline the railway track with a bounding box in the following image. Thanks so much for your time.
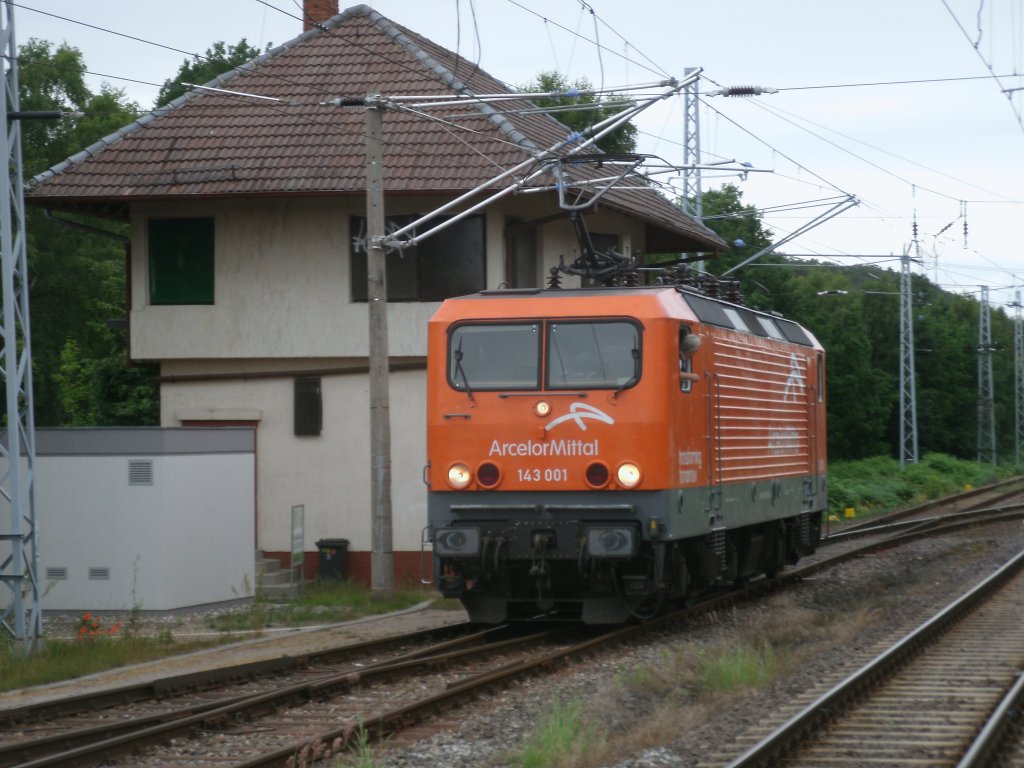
[4,491,1024,767]
[707,546,1024,768]
[823,473,1024,539]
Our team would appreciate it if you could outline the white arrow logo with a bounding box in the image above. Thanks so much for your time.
[545,403,615,432]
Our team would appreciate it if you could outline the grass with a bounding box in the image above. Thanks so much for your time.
[0,634,217,693]
[698,641,780,692]
[1,581,443,693]
[513,699,598,768]
[537,597,884,768]
[206,580,434,632]
[826,452,1019,520]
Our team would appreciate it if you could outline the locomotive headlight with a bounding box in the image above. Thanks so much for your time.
[447,463,472,489]
[534,400,551,417]
[476,461,500,488]
[616,462,642,488]
[434,527,481,556]
[587,527,635,558]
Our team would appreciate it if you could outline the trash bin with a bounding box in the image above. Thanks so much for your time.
[316,538,349,580]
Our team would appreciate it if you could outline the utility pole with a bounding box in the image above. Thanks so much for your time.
[1013,287,1023,466]
[364,94,393,596]
[977,286,996,465]
[0,0,42,649]
[898,247,918,467]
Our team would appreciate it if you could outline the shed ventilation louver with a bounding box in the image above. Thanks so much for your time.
[128,459,153,486]
[46,567,67,581]
[88,568,111,581]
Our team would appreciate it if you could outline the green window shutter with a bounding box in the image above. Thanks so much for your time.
[149,218,215,304]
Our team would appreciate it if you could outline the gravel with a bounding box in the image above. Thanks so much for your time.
[5,521,1023,768]
[378,522,1024,768]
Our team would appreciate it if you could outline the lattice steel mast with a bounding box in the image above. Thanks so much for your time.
[977,286,996,464]
[0,0,41,647]
[681,67,702,270]
[899,247,919,467]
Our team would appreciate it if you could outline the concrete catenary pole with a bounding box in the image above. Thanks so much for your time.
[899,247,919,468]
[364,94,394,596]
[1013,287,1023,466]
[977,286,996,465]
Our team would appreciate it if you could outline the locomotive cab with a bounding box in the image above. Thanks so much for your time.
[425,286,826,624]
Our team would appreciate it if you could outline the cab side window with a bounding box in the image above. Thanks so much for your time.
[679,325,696,393]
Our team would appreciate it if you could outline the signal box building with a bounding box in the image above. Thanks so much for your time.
[26,2,725,584]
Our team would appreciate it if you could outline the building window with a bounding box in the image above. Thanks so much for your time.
[294,376,322,437]
[505,217,537,288]
[148,218,214,305]
[350,214,485,302]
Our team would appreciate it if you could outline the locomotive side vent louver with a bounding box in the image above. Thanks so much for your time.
[88,567,111,581]
[46,567,67,581]
[128,460,153,486]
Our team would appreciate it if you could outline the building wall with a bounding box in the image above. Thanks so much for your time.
[130,196,513,360]
[3,428,255,612]
[161,368,427,559]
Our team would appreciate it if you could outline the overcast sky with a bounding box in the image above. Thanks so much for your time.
[15,0,1024,311]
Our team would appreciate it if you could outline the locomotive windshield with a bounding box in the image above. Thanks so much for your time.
[547,321,639,389]
[449,323,541,390]
[447,320,640,392]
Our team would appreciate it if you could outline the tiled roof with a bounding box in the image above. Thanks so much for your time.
[27,4,725,253]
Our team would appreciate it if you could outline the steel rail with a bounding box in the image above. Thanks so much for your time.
[833,474,1024,535]
[796,507,1024,579]
[2,626,532,768]
[8,501,1024,767]
[956,670,1024,768]
[9,627,567,767]
[0,621,484,727]
[724,546,1024,768]
[821,501,1024,545]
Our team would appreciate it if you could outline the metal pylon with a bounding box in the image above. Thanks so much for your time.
[977,286,996,465]
[899,248,918,467]
[0,0,42,648]
[681,67,702,221]
[681,67,703,271]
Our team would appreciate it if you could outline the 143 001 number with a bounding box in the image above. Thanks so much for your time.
[517,467,568,482]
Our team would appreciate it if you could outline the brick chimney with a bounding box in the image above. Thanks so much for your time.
[304,0,339,31]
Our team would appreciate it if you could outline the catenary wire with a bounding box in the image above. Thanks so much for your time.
[940,0,1024,134]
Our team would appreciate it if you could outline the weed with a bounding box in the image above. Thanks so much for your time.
[206,581,432,633]
[342,723,388,768]
[74,611,121,640]
[698,641,779,692]
[515,699,599,768]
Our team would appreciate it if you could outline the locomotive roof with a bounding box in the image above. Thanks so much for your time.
[433,285,822,350]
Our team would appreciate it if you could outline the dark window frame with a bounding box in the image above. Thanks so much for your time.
[350,214,486,302]
[294,376,322,437]
[148,217,215,305]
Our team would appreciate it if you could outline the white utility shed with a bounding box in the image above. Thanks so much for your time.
[3,428,255,612]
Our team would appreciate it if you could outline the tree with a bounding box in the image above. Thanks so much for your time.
[520,71,637,155]
[18,39,157,426]
[157,40,264,107]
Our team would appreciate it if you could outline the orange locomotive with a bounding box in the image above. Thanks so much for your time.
[425,283,826,623]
